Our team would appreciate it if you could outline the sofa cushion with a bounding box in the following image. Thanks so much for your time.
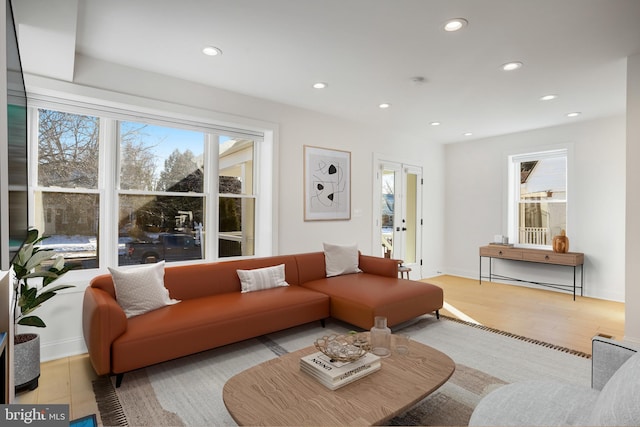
[110,286,330,374]
[237,264,289,293]
[108,261,180,318]
[323,242,361,277]
[300,273,443,329]
[589,351,640,426]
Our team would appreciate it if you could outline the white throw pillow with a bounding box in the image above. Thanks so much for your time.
[108,261,180,318]
[323,242,362,277]
[237,264,289,293]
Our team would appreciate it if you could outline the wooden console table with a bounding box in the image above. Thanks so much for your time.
[479,245,585,300]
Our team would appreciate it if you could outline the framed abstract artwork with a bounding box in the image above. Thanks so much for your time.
[304,145,351,221]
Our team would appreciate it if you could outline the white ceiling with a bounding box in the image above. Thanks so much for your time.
[12,0,640,144]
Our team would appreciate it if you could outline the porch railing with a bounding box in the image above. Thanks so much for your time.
[519,227,550,245]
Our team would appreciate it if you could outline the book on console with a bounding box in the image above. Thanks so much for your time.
[488,242,514,247]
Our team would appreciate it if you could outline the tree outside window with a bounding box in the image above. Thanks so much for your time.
[34,109,100,269]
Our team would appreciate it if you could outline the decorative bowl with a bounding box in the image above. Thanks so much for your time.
[314,333,370,362]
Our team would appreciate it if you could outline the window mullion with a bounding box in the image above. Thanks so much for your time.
[100,118,118,268]
[205,133,218,259]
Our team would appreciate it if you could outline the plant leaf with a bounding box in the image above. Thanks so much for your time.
[52,256,65,271]
[17,316,46,328]
[22,270,59,280]
[23,250,56,271]
[39,284,75,294]
[16,243,34,266]
[24,229,39,244]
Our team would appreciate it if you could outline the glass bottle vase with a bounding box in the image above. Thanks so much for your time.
[370,316,391,358]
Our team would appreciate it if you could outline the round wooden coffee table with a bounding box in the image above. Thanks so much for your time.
[223,335,455,426]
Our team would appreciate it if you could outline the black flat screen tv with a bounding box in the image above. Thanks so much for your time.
[2,0,28,270]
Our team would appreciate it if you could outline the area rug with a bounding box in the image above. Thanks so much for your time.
[93,316,592,426]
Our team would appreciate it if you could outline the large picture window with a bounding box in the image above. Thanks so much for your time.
[508,149,568,248]
[29,103,269,270]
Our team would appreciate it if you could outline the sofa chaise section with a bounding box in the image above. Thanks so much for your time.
[295,252,443,329]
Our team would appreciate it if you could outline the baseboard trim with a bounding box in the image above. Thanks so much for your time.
[41,337,87,362]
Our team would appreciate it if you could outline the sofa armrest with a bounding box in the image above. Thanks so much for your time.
[82,287,127,376]
[358,254,399,278]
[592,335,640,390]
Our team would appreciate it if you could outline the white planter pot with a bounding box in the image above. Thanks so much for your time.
[14,333,40,392]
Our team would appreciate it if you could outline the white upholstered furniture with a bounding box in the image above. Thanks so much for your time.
[469,336,640,426]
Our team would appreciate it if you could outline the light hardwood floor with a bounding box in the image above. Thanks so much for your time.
[428,275,624,355]
[14,275,625,424]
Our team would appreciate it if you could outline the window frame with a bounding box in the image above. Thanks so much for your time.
[30,107,102,269]
[27,92,276,279]
[507,147,570,249]
[217,136,258,258]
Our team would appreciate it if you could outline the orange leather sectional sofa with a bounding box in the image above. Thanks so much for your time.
[82,252,443,386]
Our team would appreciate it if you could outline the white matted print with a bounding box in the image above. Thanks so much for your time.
[304,146,351,221]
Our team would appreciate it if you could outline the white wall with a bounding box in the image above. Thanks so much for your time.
[444,115,627,302]
[625,53,640,343]
[23,56,446,360]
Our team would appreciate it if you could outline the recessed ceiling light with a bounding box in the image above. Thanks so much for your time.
[567,112,581,117]
[202,46,222,56]
[463,132,473,136]
[444,18,468,32]
[540,94,558,101]
[379,103,391,109]
[430,121,441,126]
[501,61,523,71]
[312,82,328,89]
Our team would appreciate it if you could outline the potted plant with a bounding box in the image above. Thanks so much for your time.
[12,228,74,392]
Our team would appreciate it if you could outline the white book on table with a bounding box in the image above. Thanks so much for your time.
[300,359,381,390]
[299,351,381,388]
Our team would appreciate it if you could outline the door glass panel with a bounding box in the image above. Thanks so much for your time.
[376,161,422,271]
[381,169,395,258]
[404,172,418,264]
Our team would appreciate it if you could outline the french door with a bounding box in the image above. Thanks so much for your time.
[373,159,422,278]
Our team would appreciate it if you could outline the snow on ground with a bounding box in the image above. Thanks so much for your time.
[39,235,97,258]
